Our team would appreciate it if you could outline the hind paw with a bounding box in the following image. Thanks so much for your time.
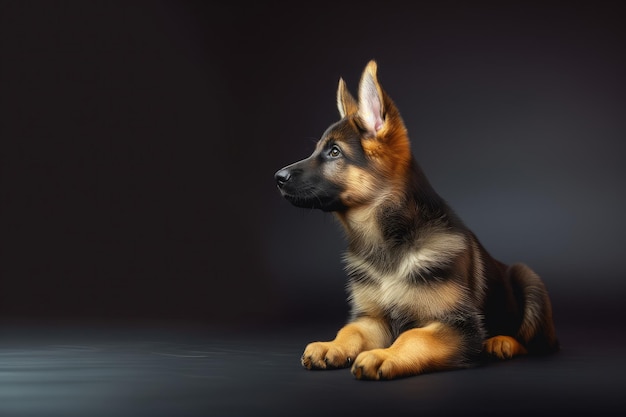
[484,335,528,359]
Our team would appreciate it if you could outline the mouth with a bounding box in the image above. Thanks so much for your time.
[278,187,346,212]
[279,189,317,208]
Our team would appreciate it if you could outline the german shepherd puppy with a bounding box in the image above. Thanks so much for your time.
[274,60,559,380]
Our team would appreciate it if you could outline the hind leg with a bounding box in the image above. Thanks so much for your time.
[484,335,528,359]
[351,322,469,380]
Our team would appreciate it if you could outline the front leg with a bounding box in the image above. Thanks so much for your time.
[302,317,391,370]
[351,322,469,380]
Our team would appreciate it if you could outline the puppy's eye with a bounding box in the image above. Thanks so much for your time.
[329,145,342,158]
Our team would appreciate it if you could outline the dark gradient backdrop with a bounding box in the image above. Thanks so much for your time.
[1,1,625,328]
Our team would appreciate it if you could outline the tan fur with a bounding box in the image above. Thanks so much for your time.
[351,323,463,380]
[302,317,391,369]
[337,203,383,243]
[345,233,469,320]
[338,165,381,208]
[355,62,411,180]
[484,335,528,359]
[277,60,559,381]
[348,279,468,323]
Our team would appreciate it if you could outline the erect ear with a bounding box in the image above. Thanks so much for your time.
[336,78,358,118]
[357,60,384,136]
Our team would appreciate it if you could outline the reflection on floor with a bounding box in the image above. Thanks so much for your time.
[0,321,624,417]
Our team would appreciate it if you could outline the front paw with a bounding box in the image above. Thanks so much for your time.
[301,341,354,370]
[351,349,396,380]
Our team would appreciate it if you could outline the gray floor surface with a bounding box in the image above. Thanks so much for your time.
[0,320,624,417]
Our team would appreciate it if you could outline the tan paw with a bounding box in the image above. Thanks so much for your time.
[484,335,528,359]
[351,349,398,380]
[301,341,355,370]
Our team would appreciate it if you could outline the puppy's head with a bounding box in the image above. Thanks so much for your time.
[275,60,411,212]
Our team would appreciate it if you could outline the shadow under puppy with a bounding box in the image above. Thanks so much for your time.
[275,60,559,380]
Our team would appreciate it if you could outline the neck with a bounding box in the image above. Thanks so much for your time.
[336,158,451,256]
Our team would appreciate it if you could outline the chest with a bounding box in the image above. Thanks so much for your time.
[346,264,466,324]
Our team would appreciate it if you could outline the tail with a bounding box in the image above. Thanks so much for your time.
[508,263,560,354]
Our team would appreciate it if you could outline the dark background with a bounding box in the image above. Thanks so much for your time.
[1,1,625,329]
[1,3,625,417]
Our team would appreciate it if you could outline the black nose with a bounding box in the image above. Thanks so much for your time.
[274,168,291,188]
